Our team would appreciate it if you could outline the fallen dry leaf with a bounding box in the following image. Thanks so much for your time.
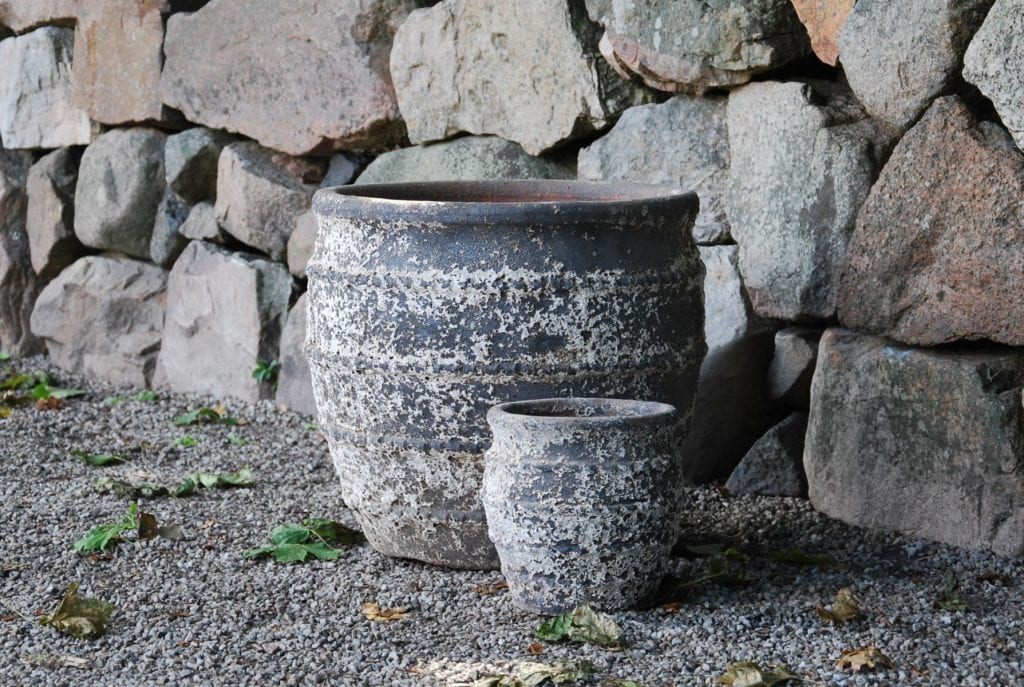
[663,601,683,614]
[35,397,62,411]
[815,587,860,625]
[526,642,545,655]
[361,602,408,622]
[20,653,89,669]
[473,580,509,595]
[836,645,895,673]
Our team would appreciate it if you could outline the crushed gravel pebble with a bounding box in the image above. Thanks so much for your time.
[1,356,1021,686]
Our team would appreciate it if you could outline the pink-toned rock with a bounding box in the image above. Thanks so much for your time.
[0,0,78,33]
[839,96,1024,346]
[790,0,855,66]
[160,0,416,155]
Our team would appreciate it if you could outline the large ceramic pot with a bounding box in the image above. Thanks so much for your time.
[482,397,684,613]
[306,180,705,569]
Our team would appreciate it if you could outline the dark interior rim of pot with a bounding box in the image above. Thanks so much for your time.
[488,397,677,427]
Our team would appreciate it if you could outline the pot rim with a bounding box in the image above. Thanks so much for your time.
[487,397,677,429]
[313,180,698,227]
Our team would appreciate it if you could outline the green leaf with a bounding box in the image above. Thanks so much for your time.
[936,570,967,611]
[0,373,31,390]
[269,523,315,545]
[73,504,139,554]
[535,605,622,648]
[768,548,845,570]
[303,518,365,546]
[103,395,127,406]
[816,588,861,625]
[0,351,9,361]
[252,359,281,383]
[39,583,114,640]
[94,477,170,499]
[244,542,341,563]
[535,612,573,642]
[716,662,800,687]
[72,450,129,467]
[170,435,200,449]
[247,517,361,564]
[301,422,320,431]
[31,382,84,400]
[174,407,222,426]
[227,432,247,446]
[134,389,158,402]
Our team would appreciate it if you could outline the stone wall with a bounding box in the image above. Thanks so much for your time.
[1,0,1022,553]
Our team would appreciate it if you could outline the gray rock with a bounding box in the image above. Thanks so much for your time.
[286,211,317,280]
[578,95,730,244]
[178,201,225,243]
[29,255,167,386]
[154,241,292,402]
[0,26,92,149]
[725,412,808,498]
[26,147,85,280]
[585,0,811,93]
[390,0,650,155]
[726,80,895,321]
[964,0,1024,151]
[838,97,1024,346]
[74,127,167,259]
[164,127,234,204]
[320,153,362,188]
[275,293,315,417]
[839,0,994,130]
[149,189,190,268]
[0,147,43,356]
[356,136,574,186]
[0,0,78,33]
[681,245,784,483]
[214,142,315,262]
[159,0,417,155]
[805,328,1024,558]
[766,327,823,410]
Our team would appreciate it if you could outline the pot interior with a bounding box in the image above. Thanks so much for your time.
[495,397,676,421]
[329,179,686,205]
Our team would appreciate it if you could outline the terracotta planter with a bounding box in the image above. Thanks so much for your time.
[306,180,705,569]
[482,398,684,613]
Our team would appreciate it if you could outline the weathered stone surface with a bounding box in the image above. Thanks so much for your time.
[839,97,1024,346]
[726,412,808,497]
[838,0,994,130]
[164,127,233,204]
[585,0,811,93]
[0,0,78,33]
[767,326,822,409]
[26,147,85,280]
[275,293,315,416]
[0,27,92,149]
[30,255,167,387]
[681,245,783,483]
[154,241,292,402]
[321,153,362,188]
[160,0,416,156]
[286,211,317,280]
[391,0,650,155]
[578,96,730,244]
[0,147,42,356]
[805,328,1024,557]
[964,0,1024,151]
[74,127,166,260]
[215,142,314,262]
[727,80,894,321]
[149,189,190,268]
[178,201,224,243]
[790,0,854,66]
[357,136,574,185]
[71,0,169,124]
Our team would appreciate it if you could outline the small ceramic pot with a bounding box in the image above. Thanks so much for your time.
[482,397,684,613]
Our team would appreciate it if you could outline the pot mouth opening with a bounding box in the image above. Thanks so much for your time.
[319,179,689,206]
[490,397,677,423]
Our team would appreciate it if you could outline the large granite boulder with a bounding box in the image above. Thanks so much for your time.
[30,255,167,387]
[681,245,784,483]
[275,293,315,416]
[964,0,1024,151]
[154,241,292,402]
[0,147,42,356]
[356,136,574,185]
[839,97,1024,346]
[0,26,92,149]
[727,80,895,321]
[585,0,811,93]
[214,142,315,262]
[578,95,730,245]
[790,0,855,66]
[726,412,808,498]
[164,127,233,204]
[149,189,190,269]
[391,0,650,155]
[74,127,166,260]
[26,147,85,281]
[838,0,994,131]
[160,0,416,155]
[805,328,1024,557]
[0,0,78,32]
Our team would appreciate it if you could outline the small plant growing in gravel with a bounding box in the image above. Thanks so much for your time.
[134,389,158,402]
[170,435,201,449]
[535,605,623,649]
[73,503,141,554]
[246,518,364,563]
[72,450,129,467]
[252,359,281,388]
[39,583,115,640]
[227,432,247,446]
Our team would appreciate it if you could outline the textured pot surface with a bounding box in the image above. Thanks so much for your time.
[306,180,705,569]
[483,398,684,613]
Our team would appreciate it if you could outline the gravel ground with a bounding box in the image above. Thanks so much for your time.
[1,356,1022,687]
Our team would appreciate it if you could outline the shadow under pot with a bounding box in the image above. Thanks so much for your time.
[482,397,684,614]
